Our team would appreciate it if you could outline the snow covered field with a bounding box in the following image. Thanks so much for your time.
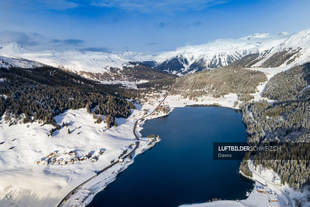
[100,80,149,89]
[0,102,159,207]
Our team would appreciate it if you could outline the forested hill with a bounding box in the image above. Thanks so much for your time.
[240,62,310,190]
[0,66,136,126]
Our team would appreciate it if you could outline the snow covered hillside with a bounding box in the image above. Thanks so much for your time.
[252,29,310,68]
[0,108,145,207]
[0,55,43,69]
[0,43,151,73]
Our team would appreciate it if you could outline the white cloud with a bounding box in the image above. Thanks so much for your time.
[91,0,228,13]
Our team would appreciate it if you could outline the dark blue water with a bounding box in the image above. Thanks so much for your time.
[88,106,253,207]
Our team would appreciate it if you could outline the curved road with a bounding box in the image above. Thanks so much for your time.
[56,92,169,207]
[133,92,169,138]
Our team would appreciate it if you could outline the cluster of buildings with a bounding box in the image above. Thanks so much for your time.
[255,184,280,206]
[35,148,106,166]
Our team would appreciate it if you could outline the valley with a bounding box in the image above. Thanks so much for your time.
[0,29,310,207]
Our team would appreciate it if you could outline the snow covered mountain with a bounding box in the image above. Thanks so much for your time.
[0,45,175,89]
[152,33,287,75]
[251,29,310,68]
[0,55,43,69]
[0,43,160,86]
[0,43,151,73]
[152,29,310,75]
[1,29,310,77]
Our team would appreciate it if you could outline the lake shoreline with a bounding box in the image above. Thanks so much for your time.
[69,93,289,207]
[134,97,291,207]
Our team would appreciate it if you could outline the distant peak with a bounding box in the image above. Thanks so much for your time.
[241,33,271,40]
[278,32,289,36]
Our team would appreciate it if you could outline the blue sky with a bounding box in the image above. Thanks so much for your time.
[0,0,310,53]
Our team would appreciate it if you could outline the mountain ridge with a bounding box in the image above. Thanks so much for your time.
[1,29,310,77]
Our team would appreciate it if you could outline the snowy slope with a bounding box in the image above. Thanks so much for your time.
[0,55,43,69]
[0,43,151,73]
[253,29,310,67]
